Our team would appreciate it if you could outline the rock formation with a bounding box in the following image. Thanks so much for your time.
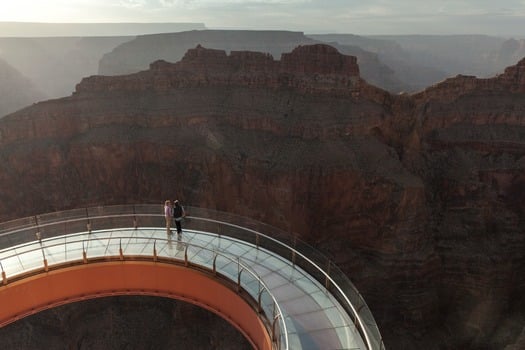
[0,43,524,350]
[98,29,406,92]
[0,296,250,349]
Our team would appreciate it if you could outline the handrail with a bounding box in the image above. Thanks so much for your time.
[190,216,371,349]
[0,232,287,349]
[0,203,384,350]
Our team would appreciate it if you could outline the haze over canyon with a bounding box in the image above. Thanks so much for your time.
[0,22,525,350]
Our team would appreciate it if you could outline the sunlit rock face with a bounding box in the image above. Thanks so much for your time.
[0,44,524,349]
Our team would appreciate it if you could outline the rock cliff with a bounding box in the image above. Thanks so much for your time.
[0,44,524,350]
[0,296,250,349]
[98,29,406,92]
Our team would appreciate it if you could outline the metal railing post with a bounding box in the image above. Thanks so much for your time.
[133,204,138,229]
[272,315,279,342]
[82,241,88,263]
[119,239,124,260]
[257,288,263,313]
[291,234,297,266]
[0,262,6,285]
[325,260,331,290]
[153,240,157,261]
[237,268,243,292]
[86,208,91,234]
[41,246,48,272]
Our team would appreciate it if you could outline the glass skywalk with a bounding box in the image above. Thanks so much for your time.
[0,205,385,350]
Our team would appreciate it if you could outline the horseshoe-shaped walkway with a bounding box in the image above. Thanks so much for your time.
[0,205,384,350]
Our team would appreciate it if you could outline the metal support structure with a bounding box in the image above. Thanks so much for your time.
[0,204,384,350]
[153,240,157,261]
[257,289,264,313]
[133,205,138,229]
[0,262,6,285]
[325,260,331,290]
[35,215,40,241]
[86,207,92,234]
[272,315,280,342]
[119,239,124,260]
[291,234,297,266]
[40,241,47,272]
[82,241,88,263]
[237,268,243,292]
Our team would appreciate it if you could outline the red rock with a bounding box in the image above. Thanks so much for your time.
[0,44,524,350]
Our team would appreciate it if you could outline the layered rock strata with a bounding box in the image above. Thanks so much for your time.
[0,44,524,350]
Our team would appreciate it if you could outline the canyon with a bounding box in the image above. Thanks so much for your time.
[0,43,524,349]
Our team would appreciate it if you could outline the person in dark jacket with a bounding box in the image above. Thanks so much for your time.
[172,200,185,235]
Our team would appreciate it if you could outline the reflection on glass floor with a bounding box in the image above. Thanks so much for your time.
[0,227,367,350]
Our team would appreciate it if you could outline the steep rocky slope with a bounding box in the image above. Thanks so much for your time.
[0,57,45,117]
[0,44,524,350]
[0,296,250,349]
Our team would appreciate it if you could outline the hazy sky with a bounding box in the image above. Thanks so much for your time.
[1,0,525,36]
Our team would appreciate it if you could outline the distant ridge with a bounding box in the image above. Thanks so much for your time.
[0,22,206,37]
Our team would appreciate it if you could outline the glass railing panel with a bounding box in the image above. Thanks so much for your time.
[15,248,44,275]
[156,238,180,258]
[0,216,36,235]
[132,204,164,215]
[238,269,260,298]
[37,208,88,226]
[86,205,135,218]
[88,216,136,232]
[213,255,238,281]
[40,239,65,264]
[258,289,276,320]
[84,237,114,258]
[0,228,38,250]
[132,215,165,229]
[37,220,87,241]
[1,253,25,276]
[63,239,86,261]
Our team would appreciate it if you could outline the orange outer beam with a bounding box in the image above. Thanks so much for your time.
[0,261,273,350]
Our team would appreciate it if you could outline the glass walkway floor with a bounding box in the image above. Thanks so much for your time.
[0,205,384,350]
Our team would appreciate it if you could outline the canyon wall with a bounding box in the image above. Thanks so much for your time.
[0,44,524,349]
